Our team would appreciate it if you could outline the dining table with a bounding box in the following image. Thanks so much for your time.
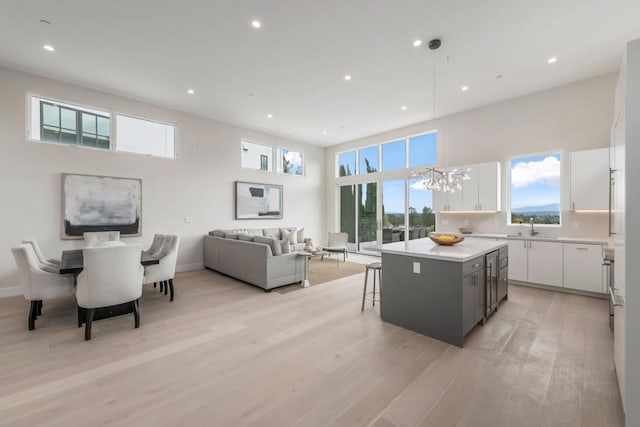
[59,249,159,275]
[59,249,160,324]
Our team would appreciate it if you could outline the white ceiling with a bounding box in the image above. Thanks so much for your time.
[1,0,639,147]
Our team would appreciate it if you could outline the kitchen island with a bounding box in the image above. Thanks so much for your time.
[380,238,508,347]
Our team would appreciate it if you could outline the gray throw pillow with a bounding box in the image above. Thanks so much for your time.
[296,227,305,243]
[238,234,254,242]
[253,235,281,256]
[210,230,226,237]
[224,233,240,239]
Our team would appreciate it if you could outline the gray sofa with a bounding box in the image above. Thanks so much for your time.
[203,227,307,291]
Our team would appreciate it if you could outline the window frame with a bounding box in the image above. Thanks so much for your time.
[114,113,177,159]
[27,94,178,159]
[276,147,305,176]
[240,139,274,172]
[507,151,563,227]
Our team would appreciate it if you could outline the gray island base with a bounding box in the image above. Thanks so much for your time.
[381,238,508,347]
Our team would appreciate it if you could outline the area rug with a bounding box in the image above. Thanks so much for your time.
[274,257,365,294]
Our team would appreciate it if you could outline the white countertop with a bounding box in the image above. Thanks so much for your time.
[461,233,611,246]
[381,238,507,262]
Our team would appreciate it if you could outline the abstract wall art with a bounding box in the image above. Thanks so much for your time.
[235,181,283,220]
[62,173,142,238]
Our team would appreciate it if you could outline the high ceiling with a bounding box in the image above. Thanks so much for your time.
[1,0,638,146]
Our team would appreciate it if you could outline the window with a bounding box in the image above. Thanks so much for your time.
[115,115,175,158]
[31,97,110,149]
[241,140,273,171]
[509,154,561,225]
[408,132,437,168]
[358,146,379,174]
[337,151,356,177]
[409,178,435,236]
[276,148,304,175]
[382,139,406,171]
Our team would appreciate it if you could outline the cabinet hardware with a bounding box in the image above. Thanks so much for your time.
[472,263,480,268]
[576,247,588,251]
[571,202,575,211]
[479,204,482,210]
[523,241,526,249]
[529,241,532,249]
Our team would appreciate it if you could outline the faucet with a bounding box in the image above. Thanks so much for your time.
[530,217,539,236]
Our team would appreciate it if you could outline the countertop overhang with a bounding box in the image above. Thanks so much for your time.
[381,238,507,262]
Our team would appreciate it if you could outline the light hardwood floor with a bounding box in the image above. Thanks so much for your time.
[0,269,624,426]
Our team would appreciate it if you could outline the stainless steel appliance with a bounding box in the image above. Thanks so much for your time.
[603,248,615,331]
[485,250,499,317]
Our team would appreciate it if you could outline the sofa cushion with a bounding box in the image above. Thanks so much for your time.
[282,228,297,245]
[263,228,281,239]
[210,229,226,237]
[253,235,281,256]
[245,228,263,236]
[224,233,240,239]
[238,234,254,242]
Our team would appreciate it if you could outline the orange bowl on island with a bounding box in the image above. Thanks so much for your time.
[429,233,465,246]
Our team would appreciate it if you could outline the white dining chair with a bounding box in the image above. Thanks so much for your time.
[22,239,61,268]
[83,231,120,247]
[11,244,74,330]
[144,235,180,301]
[144,234,165,257]
[76,244,144,340]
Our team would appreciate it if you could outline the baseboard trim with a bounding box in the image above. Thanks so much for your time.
[0,286,22,298]
[176,262,203,273]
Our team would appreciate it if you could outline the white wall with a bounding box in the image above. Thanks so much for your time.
[325,73,616,238]
[0,66,325,294]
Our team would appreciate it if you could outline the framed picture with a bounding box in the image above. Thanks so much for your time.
[235,181,283,220]
[62,173,142,239]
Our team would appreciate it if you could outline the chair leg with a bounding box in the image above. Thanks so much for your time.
[84,309,95,341]
[153,282,157,288]
[164,281,168,296]
[361,268,369,311]
[77,306,84,327]
[159,281,164,292]
[373,270,377,307]
[132,301,140,328]
[28,301,37,330]
[168,278,174,302]
[37,300,43,316]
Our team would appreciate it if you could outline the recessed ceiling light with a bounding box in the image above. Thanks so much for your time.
[461,86,469,92]
[344,74,352,81]
[251,20,261,28]
[187,89,195,95]
[412,40,422,47]
[322,131,328,135]
[547,57,558,64]
[401,105,407,110]
[43,44,55,52]
[266,113,273,118]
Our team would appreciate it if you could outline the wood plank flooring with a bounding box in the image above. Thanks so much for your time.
[0,269,624,426]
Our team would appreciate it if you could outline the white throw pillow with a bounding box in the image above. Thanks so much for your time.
[282,228,297,245]
[296,227,305,243]
[280,239,292,254]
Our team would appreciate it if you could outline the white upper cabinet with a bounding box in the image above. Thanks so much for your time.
[570,147,609,211]
[439,161,501,212]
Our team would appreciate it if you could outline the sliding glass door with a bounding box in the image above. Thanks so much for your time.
[358,182,378,253]
[382,180,406,244]
[339,184,357,251]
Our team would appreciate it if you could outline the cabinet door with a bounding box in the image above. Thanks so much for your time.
[478,162,501,211]
[527,241,563,286]
[498,266,508,302]
[462,272,476,335]
[563,243,603,293]
[447,186,463,211]
[433,191,448,212]
[507,240,527,282]
[570,148,609,211]
[461,167,479,211]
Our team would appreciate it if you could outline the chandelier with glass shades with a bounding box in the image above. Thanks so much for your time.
[410,167,471,193]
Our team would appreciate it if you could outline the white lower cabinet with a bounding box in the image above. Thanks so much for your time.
[507,240,528,282]
[563,243,604,293]
[507,239,603,292]
[527,241,563,287]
